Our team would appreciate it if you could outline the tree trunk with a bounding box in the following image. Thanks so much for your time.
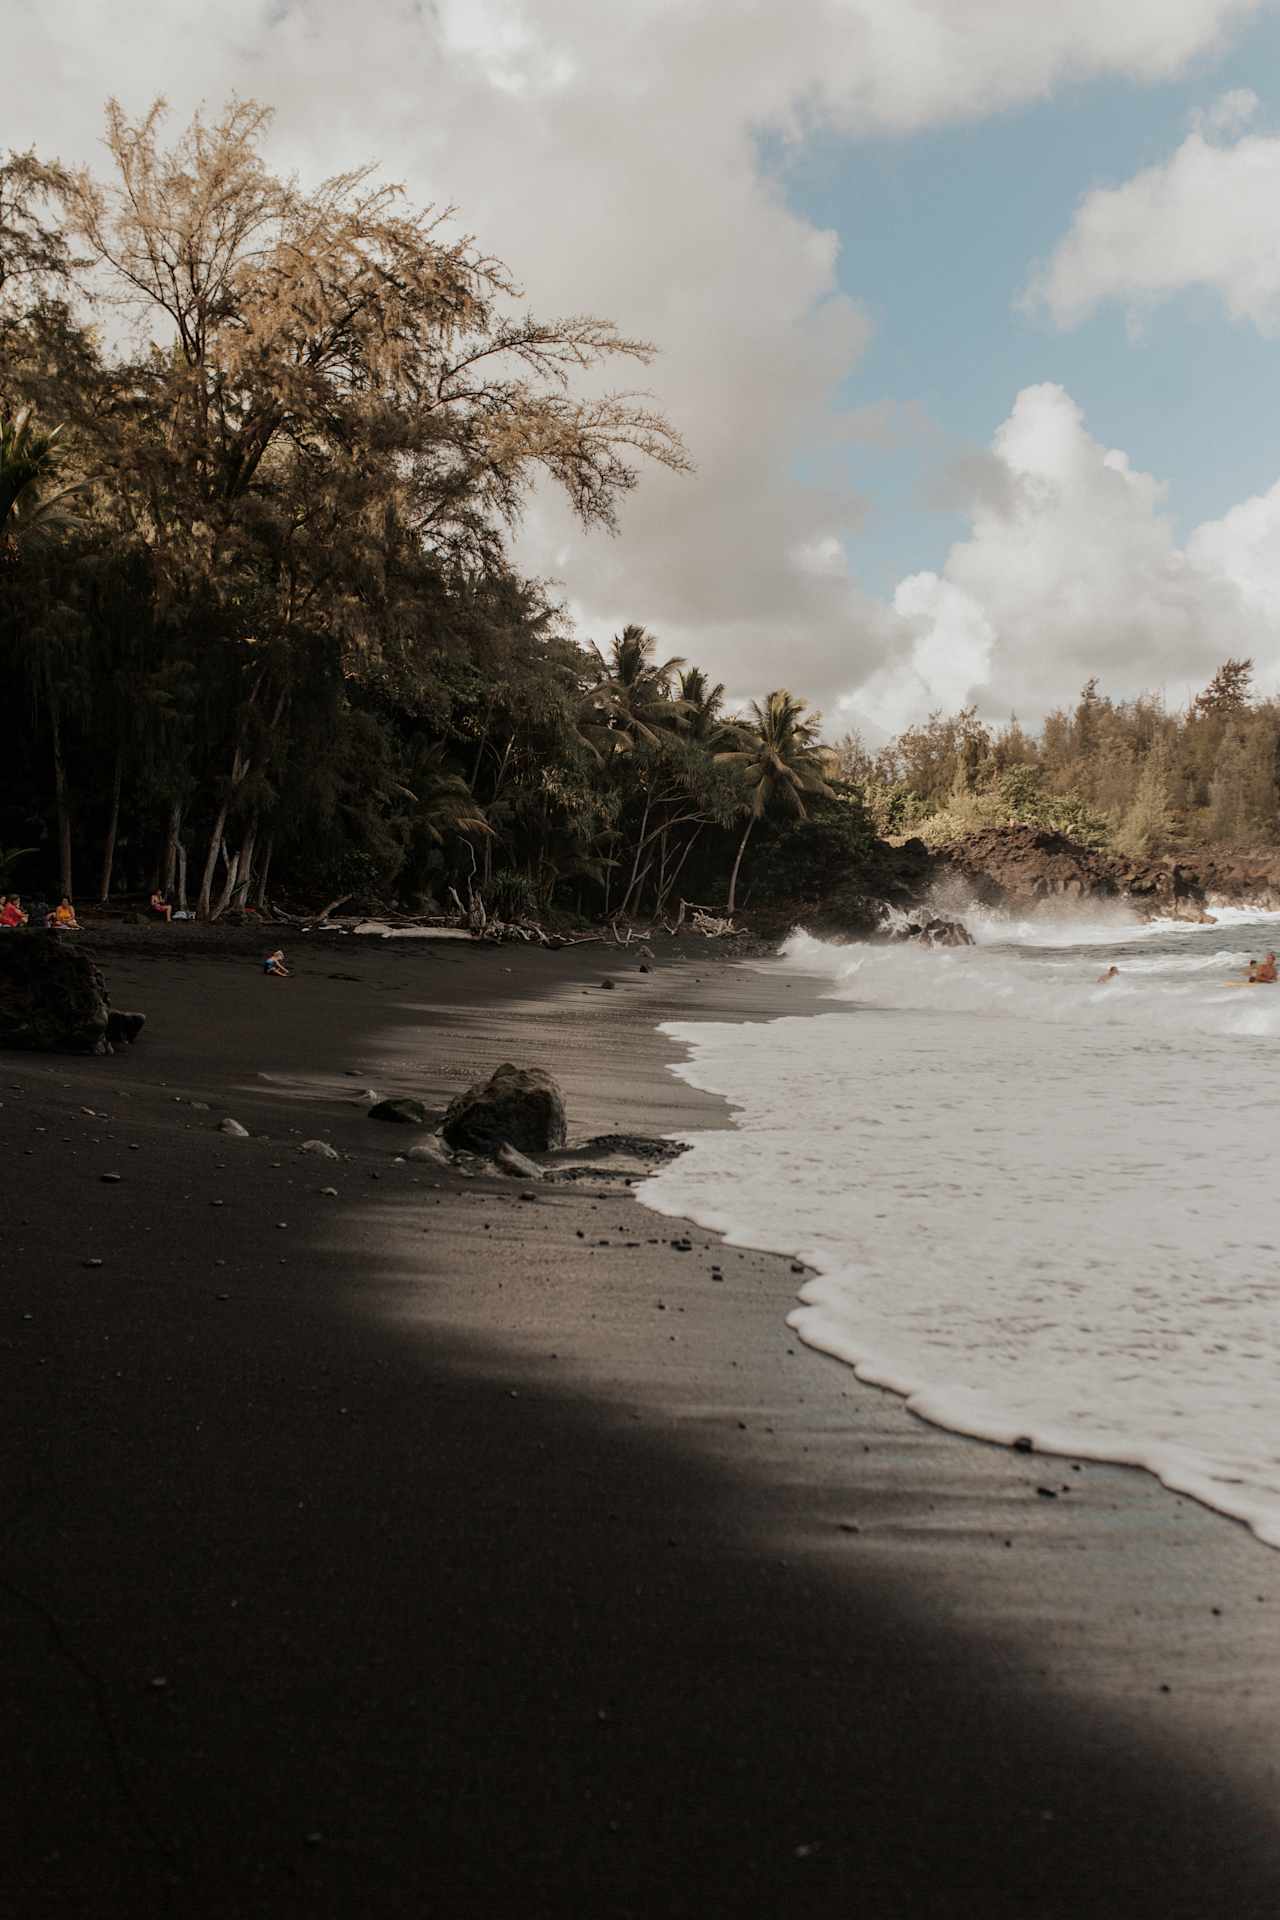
[656,826,701,916]
[99,746,124,903]
[230,817,258,909]
[175,840,188,911]
[620,796,651,916]
[725,815,755,914]
[197,680,271,918]
[49,692,73,901]
[211,841,241,921]
[162,798,183,897]
[253,834,273,909]
[197,796,234,919]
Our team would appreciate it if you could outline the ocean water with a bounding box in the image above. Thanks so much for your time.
[640,907,1280,1548]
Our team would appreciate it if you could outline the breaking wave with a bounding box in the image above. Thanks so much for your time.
[642,909,1280,1548]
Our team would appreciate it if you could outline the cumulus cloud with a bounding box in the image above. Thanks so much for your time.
[1195,84,1260,131]
[1026,119,1280,334]
[2,0,1273,716]
[845,384,1277,732]
[1188,479,1280,618]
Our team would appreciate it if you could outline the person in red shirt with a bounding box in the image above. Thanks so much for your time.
[0,895,28,927]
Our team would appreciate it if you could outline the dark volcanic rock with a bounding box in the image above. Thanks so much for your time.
[106,1010,147,1047]
[367,1097,433,1125]
[0,932,111,1053]
[890,915,974,948]
[442,1063,568,1154]
[934,825,1280,919]
[937,825,1122,907]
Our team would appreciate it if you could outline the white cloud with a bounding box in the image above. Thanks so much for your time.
[849,384,1277,731]
[1195,85,1260,131]
[1027,121,1280,334]
[1,0,1273,715]
[1188,479,1280,619]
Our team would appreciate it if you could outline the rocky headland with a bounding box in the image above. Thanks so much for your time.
[789,826,1280,938]
[928,825,1280,922]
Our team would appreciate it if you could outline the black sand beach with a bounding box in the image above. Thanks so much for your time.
[4,927,1280,1917]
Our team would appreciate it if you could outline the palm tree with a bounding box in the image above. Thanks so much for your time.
[677,666,737,750]
[0,407,87,544]
[405,744,493,847]
[715,690,836,913]
[581,624,687,750]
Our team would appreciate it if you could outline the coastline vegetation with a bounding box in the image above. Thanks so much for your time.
[0,99,845,922]
[840,659,1280,859]
[6,101,1274,928]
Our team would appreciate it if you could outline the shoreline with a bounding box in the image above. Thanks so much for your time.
[4,930,1280,1915]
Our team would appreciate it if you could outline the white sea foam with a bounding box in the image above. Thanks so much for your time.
[642,911,1280,1547]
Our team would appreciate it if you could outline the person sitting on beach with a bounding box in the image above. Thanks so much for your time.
[1096,964,1119,984]
[263,949,289,977]
[49,896,79,930]
[149,889,173,923]
[1249,951,1277,983]
[0,895,28,927]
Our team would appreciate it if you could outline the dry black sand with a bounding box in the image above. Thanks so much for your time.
[3,924,1279,1916]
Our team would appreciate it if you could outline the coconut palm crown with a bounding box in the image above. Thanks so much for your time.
[715,688,836,911]
[0,407,87,544]
[581,623,687,751]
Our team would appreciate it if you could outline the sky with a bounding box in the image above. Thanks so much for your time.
[7,0,1280,738]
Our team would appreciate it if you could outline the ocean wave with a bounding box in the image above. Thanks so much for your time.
[773,924,1280,1040]
[644,923,1280,1549]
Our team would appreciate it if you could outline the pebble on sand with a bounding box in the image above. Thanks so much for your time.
[217,1118,250,1137]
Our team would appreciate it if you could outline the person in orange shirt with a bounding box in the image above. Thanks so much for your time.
[49,896,79,930]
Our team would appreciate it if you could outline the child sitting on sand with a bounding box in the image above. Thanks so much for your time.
[263,949,289,977]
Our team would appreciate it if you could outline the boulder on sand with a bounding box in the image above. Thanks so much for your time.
[442,1063,567,1155]
[0,931,112,1053]
[106,1009,147,1046]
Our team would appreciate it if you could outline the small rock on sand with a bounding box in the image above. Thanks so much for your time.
[406,1136,453,1168]
[367,1097,432,1126]
[300,1139,340,1159]
[494,1141,544,1181]
[217,1118,250,1138]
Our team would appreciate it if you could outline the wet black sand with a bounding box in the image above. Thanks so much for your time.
[2,925,1279,1916]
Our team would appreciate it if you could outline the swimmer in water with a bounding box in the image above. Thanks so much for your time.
[1249,951,1277,983]
[1096,964,1120,984]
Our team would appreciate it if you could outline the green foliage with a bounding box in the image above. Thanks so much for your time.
[744,785,878,900]
[857,666,1279,857]
[486,870,548,921]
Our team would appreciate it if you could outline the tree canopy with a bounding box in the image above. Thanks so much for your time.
[0,98,856,923]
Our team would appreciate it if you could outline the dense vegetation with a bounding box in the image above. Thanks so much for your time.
[7,101,1273,925]
[0,100,844,921]
[839,658,1280,858]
